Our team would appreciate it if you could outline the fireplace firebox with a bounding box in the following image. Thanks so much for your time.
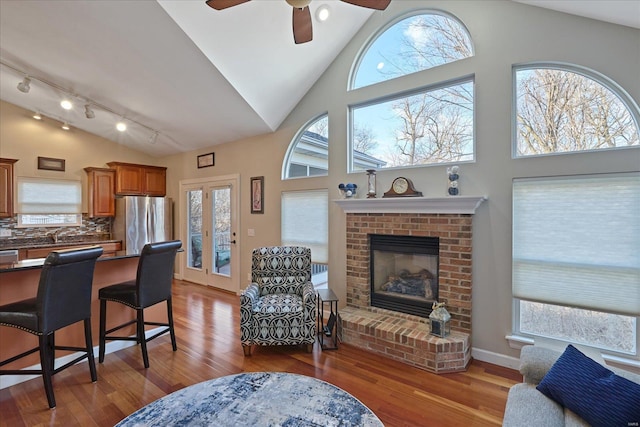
[369,234,439,318]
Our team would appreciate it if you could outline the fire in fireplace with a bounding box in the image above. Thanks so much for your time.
[370,234,439,318]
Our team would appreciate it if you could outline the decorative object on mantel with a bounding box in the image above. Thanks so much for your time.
[37,156,65,172]
[429,301,451,337]
[338,183,357,198]
[197,152,214,168]
[447,166,460,196]
[366,169,377,198]
[383,177,423,198]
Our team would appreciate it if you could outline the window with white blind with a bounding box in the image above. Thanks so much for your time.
[281,189,328,265]
[17,177,82,227]
[512,173,639,355]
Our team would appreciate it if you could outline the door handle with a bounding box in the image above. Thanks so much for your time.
[231,240,237,244]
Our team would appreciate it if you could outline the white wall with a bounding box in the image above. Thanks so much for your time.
[276,0,640,364]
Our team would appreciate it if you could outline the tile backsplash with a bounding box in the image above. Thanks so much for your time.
[0,215,111,247]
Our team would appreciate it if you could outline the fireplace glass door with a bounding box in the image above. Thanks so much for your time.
[370,234,439,318]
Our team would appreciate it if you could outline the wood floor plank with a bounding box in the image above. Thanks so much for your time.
[0,280,520,426]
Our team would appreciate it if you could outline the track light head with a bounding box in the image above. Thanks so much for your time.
[17,77,31,93]
[61,122,70,131]
[84,104,95,119]
[33,111,42,120]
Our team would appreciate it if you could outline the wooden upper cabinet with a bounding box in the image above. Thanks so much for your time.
[107,162,166,196]
[0,158,18,218]
[84,167,115,217]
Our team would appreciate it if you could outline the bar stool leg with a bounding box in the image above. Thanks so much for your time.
[137,309,149,369]
[39,334,56,409]
[84,318,97,382]
[167,298,177,352]
[99,300,107,363]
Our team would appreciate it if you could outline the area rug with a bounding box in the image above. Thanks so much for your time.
[116,371,383,426]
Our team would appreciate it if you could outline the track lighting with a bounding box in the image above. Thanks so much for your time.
[60,99,73,110]
[17,76,31,93]
[3,61,162,143]
[84,104,95,119]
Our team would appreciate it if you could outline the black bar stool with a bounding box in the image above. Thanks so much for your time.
[0,246,104,409]
[98,240,182,368]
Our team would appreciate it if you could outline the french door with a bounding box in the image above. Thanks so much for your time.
[180,175,239,294]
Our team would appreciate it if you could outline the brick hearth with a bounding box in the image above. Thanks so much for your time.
[335,197,485,374]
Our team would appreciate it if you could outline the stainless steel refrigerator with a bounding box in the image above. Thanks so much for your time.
[113,196,173,255]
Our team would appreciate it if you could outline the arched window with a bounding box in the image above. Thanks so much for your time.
[514,63,640,157]
[282,114,329,179]
[348,11,475,172]
[351,11,473,90]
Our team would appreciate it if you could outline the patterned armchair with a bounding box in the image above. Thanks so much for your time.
[240,246,316,355]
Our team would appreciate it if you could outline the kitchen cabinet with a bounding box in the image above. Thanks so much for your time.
[107,162,166,196]
[0,158,18,218]
[84,167,115,217]
[22,241,122,260]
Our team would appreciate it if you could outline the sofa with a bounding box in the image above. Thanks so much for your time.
[503,344,640,427]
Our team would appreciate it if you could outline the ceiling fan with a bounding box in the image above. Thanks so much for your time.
[205,0,391,44]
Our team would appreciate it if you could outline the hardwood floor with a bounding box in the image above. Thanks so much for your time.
[0,280,521,426]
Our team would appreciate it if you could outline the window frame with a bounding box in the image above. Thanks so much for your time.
[348,75,476,173]
[511,173,640,360]
[282,113,329,180]
[512,62,640,159]
[348,9,475,91]
[16,177,83,227]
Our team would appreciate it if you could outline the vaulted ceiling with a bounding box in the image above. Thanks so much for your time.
[1,1,637,157]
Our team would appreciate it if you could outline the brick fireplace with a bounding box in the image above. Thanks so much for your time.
[335,196,485,374]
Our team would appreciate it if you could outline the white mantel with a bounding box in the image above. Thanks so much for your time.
[334,196,487,214]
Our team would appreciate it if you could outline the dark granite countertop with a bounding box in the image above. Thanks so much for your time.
[0,252,139,273]
[0,237,121,251]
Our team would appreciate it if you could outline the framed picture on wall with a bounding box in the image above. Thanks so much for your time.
[251,176,264,214]
[37,157,65,171]
[197,152,215,168]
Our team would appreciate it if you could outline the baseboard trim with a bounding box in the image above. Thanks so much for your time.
[0,327,164,390]
[471,347,521,370]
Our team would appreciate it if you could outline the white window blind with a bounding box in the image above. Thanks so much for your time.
[512,173,640,316]
[17,177,82,214]
[281,189,328,264]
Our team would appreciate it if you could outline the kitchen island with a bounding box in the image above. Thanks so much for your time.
[0,252,170,381]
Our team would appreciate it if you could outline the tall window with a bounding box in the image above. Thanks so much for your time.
[349,11,475,172]
[281,189,328,288]
[283,115,329,179]
[512,174,639,355]
[351,11,473,89]
[514,64,640,157]
[17,177,82,226]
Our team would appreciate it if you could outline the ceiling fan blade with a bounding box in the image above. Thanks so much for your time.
[205,0,250,10]
[292,7,313,44]
[340,0,391,10]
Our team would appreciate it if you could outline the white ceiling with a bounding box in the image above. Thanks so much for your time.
[0,0,637,157]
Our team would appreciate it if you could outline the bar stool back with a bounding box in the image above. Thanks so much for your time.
[0,246,104,408]
[98,240,182,368]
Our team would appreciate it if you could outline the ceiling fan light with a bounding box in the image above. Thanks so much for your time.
[316,4,330,21]
[286,0,311,9]
[17,76,31,93]
[60,99,73,110]
[116,121,127,132]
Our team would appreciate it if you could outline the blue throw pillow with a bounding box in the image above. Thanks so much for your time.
[536,344,640,427]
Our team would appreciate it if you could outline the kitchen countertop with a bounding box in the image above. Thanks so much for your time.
[0,251,138,272]
[0,238,121,251]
